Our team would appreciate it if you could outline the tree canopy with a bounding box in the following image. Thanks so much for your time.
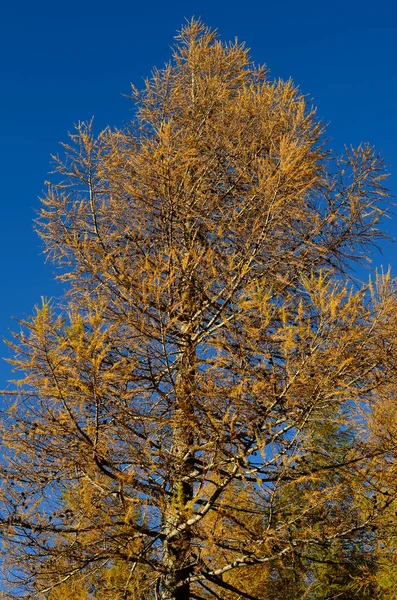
[1,19,397,600]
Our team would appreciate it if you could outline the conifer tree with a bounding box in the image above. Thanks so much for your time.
[1,19,396,600]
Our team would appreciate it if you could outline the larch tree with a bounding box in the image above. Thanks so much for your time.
[1,19,397,600]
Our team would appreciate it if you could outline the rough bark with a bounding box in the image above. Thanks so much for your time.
[162,262,197,600]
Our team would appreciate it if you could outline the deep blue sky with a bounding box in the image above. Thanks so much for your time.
[1,0,396,385]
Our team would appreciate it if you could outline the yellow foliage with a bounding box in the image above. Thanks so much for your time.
[0,17,394,600]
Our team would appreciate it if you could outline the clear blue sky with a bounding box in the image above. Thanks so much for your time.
[0,0,396,386]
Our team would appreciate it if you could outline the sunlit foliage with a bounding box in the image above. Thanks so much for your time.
[1,19,396,600]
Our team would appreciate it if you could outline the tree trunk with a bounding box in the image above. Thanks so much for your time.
[162,410,194,600]
[162,283,197,600]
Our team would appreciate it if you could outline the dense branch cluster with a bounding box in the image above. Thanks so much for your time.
[1,19,396,600]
